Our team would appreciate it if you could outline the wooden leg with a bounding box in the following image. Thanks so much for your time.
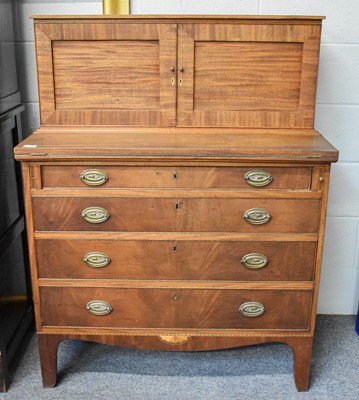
[287,336,313,392]
[37,334,62,388]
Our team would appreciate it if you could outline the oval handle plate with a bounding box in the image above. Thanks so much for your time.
[239,302,265,317]
[241,253,268,269]
[86,300,112,316]
[80,169,108,186]
[244,170,272,187]
[81,207,109,224]
[83,252,111,268]
[243,208,271,225]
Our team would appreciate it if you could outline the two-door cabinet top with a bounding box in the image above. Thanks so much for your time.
[33,15,325,129]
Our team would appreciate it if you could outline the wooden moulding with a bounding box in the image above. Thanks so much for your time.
[31,15,325,22]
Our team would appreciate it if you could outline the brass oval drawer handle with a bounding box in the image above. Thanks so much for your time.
[243,208,271,225]
[83,252,111,268]
[238,302,265,317]
[244,170,272,187]
[86,300,112,316]
[241,253,268,269]
[81,207,109,224]
[80,169,108,186]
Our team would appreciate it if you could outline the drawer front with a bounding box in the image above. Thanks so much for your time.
[36,239,317,281]
[33,198,320,233]
[40,287,312,330]
[41,166,311,190]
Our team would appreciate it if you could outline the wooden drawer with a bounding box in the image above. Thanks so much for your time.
[40,287,312,330]
[41,166,311,190]
[33,197,320,233]
[36,239,317,281]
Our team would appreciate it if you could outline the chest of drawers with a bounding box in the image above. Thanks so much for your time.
[15,15,338,391]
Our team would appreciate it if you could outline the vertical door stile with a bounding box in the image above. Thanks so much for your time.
[177,24,195,127]
[159,23,178,126]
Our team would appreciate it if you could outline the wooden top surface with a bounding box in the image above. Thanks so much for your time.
[14,128,338,163]
[31,15,325,22]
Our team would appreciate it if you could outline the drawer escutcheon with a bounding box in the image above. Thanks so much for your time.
[244,170,272,187]
[80,169,108,186]
[83,252,111,268]
[241,253,268,269]
[239,302,265,317]
[86,300,112,316]
[81,207,109,224]
[243,208,271,225]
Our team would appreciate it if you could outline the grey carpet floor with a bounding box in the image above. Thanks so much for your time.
[1,315,358,400]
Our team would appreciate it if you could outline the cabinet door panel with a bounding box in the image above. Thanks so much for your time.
[177,24,321,128]
[35,23,177,126]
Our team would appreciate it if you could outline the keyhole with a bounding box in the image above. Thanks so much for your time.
[173,245,177,253]
[175,203,180,211]
[173,171,177,180]
[172,292,178,300]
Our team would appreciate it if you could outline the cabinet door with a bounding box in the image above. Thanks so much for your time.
[177,23,321,128]
[35,23,177,126]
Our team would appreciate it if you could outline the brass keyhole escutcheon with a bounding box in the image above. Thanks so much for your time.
[173,245,177,253]
[173,171,178,180]
[172,292,178,300]
[175,202,180,211]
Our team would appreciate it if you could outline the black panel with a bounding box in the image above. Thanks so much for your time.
[0,118,20,238]
[0,233,28,345]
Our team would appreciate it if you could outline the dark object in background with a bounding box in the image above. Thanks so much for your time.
[0,0,33,392]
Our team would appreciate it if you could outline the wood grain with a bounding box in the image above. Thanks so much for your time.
[193,41,303,111]
[178,23,321,128]
[41,165,311,190]
[40,287,312,330]
[36,239,317,281]
[35,23,177,126]
[14,129,339,163]
[34,231,319,242]
[32,197,320,233]
[53,40,160,110]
